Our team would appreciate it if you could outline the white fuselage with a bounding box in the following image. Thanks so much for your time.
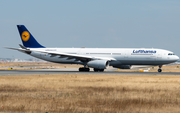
[26,48,179,67]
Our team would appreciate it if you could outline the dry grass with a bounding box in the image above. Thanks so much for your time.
[0,74,180,113]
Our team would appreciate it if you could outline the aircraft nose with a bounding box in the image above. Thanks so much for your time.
[169,55,179,63]
[175,55,179,61]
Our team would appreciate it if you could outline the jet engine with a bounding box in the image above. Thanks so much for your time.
[87,60,109,69]
[113,65,131,69]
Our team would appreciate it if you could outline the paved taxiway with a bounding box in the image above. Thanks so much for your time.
[0,69,180,75]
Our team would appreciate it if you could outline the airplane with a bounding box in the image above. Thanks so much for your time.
[6,25,179,72]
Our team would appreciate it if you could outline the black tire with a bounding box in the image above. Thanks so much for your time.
[94,68,99,72]
[99,69,104,72]
[84,68,90,72]
[158,69,162,72]
[94,68,104,72]
[79,68,84,72]
[79,68,90,72]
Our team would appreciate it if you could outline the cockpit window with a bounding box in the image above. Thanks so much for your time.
[168,53,175,55]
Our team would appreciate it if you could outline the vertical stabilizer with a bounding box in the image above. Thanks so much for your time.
[17,25,45,48]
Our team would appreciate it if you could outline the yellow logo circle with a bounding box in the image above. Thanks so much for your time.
[21,31,30,42]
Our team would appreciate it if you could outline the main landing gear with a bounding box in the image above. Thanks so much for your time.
[79,67,90,72]
[158,65,162,72]
[79,67,105,72]
[94,68,104,72]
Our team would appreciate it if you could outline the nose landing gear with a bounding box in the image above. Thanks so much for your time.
[158,65,162,72]
[158,69,162,72]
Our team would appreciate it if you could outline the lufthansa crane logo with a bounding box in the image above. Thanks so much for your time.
[21,31,30,42]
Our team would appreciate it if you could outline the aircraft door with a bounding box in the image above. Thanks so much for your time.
[123,50,128,59]
[77,49,86,55]
[157,51,162,59]
[150,54,156,61]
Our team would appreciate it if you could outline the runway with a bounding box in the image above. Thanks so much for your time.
[1,69,180,75]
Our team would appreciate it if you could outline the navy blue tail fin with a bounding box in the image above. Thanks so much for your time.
[17,25,45,48]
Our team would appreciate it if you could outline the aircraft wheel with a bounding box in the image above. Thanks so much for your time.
[79,68,83,72]
[94,68,104,72]
[79,67,90,72]
[84,68,90,72]
[158,69,162,72]
[99,69,104,72]
[94,68,99,72]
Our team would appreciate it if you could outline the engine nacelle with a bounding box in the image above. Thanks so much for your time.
[113,65,131,69]
[87,60,109,69]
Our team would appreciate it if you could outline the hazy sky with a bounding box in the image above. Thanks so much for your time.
[1,0,180,59]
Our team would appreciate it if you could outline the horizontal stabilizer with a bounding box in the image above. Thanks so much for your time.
[5,47,31,54]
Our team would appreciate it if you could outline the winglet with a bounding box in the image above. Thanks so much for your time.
[17,25,45,48]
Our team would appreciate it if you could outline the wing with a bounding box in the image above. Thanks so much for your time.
[31,49,116,62]
[5,47,116,62]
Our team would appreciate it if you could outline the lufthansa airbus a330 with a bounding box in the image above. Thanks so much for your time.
[6,25,179,72]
